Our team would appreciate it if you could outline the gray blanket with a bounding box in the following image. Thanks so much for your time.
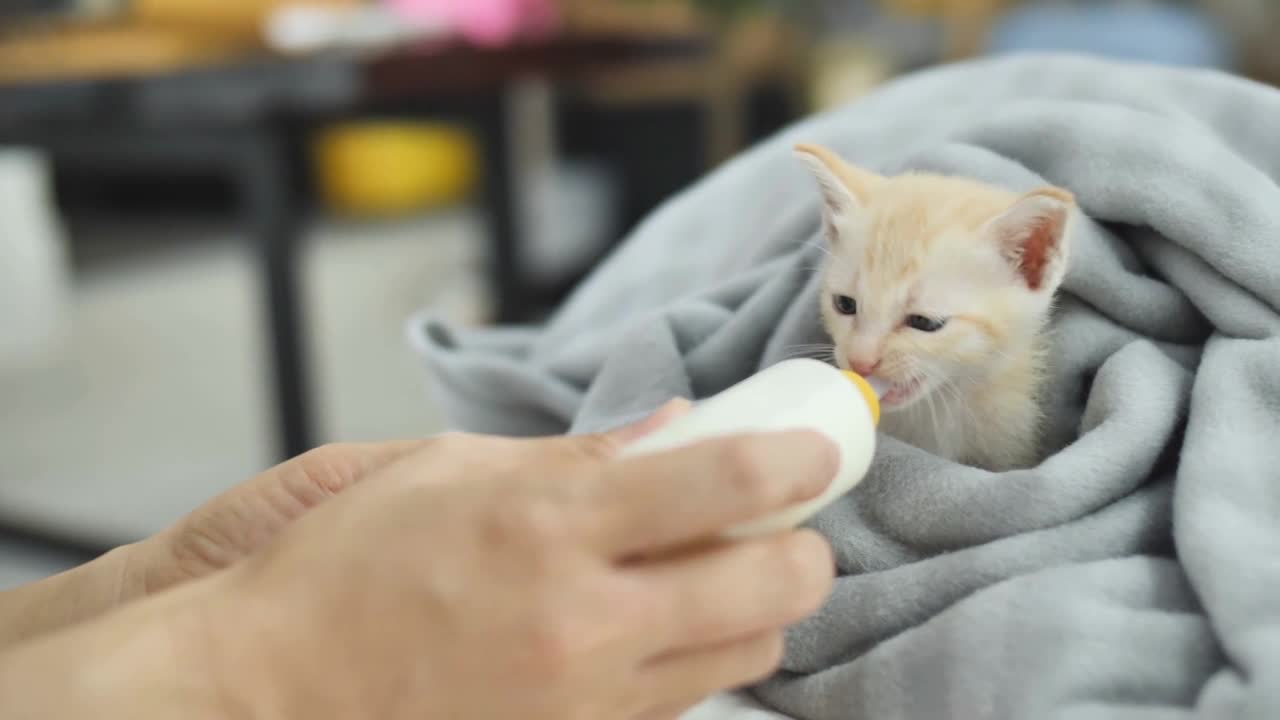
[410,53,1280,719]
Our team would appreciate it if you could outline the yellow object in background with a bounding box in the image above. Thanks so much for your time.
[133,0,362,37]
[0,23,252,83]
[314,122,479,217]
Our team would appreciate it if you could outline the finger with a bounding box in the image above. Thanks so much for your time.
[144,438,439,593]
[635,630,785,717]
[541,398,696,465]
[205,439,435,539]
[286,439,437,490]
[633,529,833,653]
[608,398,695,446]
[589,430,838,557]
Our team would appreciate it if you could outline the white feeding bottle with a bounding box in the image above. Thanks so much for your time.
[620,358,883,539]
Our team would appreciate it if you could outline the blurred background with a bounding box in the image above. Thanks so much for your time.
[0,0,1275,585]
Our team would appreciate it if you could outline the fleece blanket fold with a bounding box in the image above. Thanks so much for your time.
[410,54,1280,718]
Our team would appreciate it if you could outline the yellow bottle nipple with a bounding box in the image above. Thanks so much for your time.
[841,371,881,426]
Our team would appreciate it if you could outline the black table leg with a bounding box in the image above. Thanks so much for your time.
[472,88,526,324]
[237,130,313,461]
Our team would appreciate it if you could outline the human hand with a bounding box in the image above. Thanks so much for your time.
[195,414,839,719]
[0,400,696,653]
[130,438,434,598]
[134,402,698,599]
[0,440,435,650]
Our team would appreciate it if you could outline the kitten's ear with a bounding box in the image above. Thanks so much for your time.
[794,143,878,221]
[985,187,1075,292]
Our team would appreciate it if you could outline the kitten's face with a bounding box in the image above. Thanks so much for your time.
[797,144,1074,411]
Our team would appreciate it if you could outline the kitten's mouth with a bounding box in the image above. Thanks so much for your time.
[877,377,923,408]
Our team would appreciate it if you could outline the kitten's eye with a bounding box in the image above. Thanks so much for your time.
[906,314,947,332]
[832,294,857,315]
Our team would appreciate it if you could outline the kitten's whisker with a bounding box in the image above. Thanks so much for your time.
[934,372,978,430]
[924,386,943,442]
[936,378,962,427]
[802,236,836,257]
[904,357,944,441]
[801,237,853,274]
[980,347,1025,376]
[914,359,975,440]
[780,343,835,352]
[778,343,839,351]
[778,343,837,360]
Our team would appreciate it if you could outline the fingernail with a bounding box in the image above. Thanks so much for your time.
[655,397,693,415]
[612,398,693,445]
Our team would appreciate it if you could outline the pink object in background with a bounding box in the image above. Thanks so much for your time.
[385,0,558,46]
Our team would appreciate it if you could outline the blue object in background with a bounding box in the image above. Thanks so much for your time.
[987,2,1234,70]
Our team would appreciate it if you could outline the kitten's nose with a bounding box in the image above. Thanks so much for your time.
[849,358,881,376]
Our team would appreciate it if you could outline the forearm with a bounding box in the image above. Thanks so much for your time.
[0,573,238,720]
[0,542,149,649]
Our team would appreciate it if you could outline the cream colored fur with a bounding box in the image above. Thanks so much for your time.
[796,143,1075,471]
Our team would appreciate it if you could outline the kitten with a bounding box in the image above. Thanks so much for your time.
[795,143,1075,471]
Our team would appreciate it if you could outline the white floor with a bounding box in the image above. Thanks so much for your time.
[0,209,490,586]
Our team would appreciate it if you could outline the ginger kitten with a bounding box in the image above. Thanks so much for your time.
[795,143,1075,471]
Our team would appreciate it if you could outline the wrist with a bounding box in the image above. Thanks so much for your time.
[0,573,241,719]
[192,559,367,719]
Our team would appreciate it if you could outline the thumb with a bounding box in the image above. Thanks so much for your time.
[606,397,694,446]
[563,398,694,460]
